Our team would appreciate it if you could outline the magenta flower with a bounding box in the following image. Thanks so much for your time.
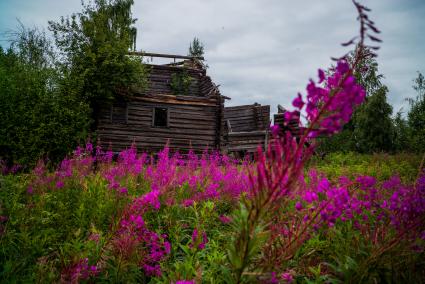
[119,187,128,195]
[182,199,194,207]
[219,215,232,224]
[295,202,303,211]
[292,93,305,109]
[281,272,294,283]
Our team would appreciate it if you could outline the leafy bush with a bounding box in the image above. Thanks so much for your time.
[170,70,193,96]
[0,28,90,167]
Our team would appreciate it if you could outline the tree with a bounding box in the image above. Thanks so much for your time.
[407,72,425,153]
[393,110,410,152]
[0,26,90,166]
[188,37,204,57]
[48,0,147,108]
[353,86,394,152]
[319,48,395,153]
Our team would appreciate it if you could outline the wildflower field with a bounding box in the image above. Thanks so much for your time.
[1,142,424,283]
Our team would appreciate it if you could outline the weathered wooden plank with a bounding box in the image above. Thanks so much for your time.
[98,140,216,152]
[128,51,204,61]
[128,96,216,106]
[129,104,216,114]
[99,140,216,150]
[126,108,217,121]
[227,146,260,152]
[98,127,217,139]
[227,139,265,145]
[228,130,267,136]
[98,128,216,142]
[224,109,255,116]
[98,136,214,146]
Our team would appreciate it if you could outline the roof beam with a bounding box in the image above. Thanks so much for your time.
[128,51,204,61]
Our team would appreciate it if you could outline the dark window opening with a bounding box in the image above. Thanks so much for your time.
[111,102,128,124]
[153,107,169,127]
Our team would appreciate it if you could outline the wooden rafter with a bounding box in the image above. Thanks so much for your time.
[128,51,204,61]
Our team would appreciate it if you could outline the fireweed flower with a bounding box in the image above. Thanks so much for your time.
[286,60,366,138]
[27,185,34,194]
[190,228,208,250]
[182,199,194,207]
[219,215,232,224]
[295,201,303,211]
[88,233,100,243]
[111,197,171,277]
[61,258,99,282]
[281,272,294,283]
[56,181,64,189]
[119,187,128,195]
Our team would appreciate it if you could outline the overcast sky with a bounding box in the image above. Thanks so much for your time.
[1,0,424,115]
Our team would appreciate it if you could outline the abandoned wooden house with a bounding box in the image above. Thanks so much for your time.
[95,52,273,156]
[96,52,224,154]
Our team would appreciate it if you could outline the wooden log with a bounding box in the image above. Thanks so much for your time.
[128,52,204,61]
[98,127,217,140]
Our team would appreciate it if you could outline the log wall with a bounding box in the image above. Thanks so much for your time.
[223,104,270,155]
[226,130,268,154]
[224,104,270,132]
[97,99,220,153]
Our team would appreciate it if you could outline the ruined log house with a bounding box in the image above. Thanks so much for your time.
[96,52,270,156]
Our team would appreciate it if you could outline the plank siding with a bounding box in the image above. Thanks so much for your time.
[223,104,270,155]
[97,100,220,153]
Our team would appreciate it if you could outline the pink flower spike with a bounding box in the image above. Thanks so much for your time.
[336,60,349,74]
[284,111,299,123]
[292,93,305,109]
[219,215,232,224]
[318,69,326,83]
[164,241,171,254]
[295,202,303,211]
[281,272,294,283]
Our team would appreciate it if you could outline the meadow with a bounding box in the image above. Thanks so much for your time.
[0,143,423,283]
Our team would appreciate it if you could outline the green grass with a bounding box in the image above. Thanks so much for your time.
[308,152,423,182]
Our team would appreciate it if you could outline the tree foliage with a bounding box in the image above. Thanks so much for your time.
[48,0,147,106]
[188,37,204,57]
[406,72,425,153]
[353,86,394,152]
[0,27,90,166]
[393,111,410,152]
[319,49,395,153]
[0,0,148,166]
